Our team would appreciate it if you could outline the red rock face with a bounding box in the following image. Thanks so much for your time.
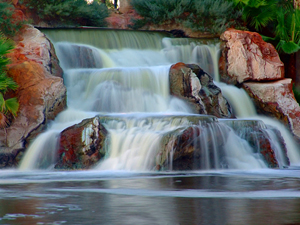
[55,117,108,170]
[0,25,66,168]
[243,79,300,139]
[8,25,63,77]
[3,61,66,149]
[220,29,284,84]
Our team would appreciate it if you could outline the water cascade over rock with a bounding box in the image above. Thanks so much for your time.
[0,25,66,168]
[220,28,300,142]
[18,29,293,171]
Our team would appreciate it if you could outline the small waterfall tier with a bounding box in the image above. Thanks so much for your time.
[19,29,291,171]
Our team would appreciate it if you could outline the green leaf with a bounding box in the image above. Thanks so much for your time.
[277,40,300,54]
[5,97,19,116]
[0,93,4,112]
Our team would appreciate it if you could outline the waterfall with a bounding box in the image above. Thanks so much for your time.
[218,82,300,166]
[19,29,279,171]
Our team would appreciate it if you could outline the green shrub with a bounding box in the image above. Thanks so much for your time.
[0,33,19,127]
[234,0,300,54]
[19,0,109,27]
[0,1,27,36]
[130,0,243,35]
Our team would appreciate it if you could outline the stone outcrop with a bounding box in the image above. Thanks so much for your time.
[55,117,108,170]
[8,25,63,77]
[220,28,300,141]
[0,25,66,168]
[243,79,300,139]
[169,62,234,118]
[222,119,289,168]
[220,29,284,85]
[157,119,286,170]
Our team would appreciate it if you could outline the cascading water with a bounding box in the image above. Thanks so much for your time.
[19,29,286,171]
[219,82,300,166]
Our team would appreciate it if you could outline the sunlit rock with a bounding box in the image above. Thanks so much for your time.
[243,79,300,140]
[0,25,66,168]
[1,61,66,150]
[220,29,284,85]
[169,62,234,118]
[55,117,108,170]
[8,24,63,77]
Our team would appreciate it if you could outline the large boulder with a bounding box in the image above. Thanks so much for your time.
[0,25,66,168]
[1,61,66,151]
[243,79,300,140]
[55,117,108,170]
[8,25,63,77]
[220,29,284,84]
[169,62,234,118]
[157,119,285,170]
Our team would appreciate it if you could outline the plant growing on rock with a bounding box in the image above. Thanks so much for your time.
[0,0,27,37]
[19,0,109,27]
[233,0,300,54]
[0,33,19,128]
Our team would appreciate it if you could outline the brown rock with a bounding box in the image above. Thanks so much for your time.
[243,79,300,140]
[8,25,63,78]
[0,61,66,152]
[169,62,234,118]
[55,117,108,170]
[220,29,284,84]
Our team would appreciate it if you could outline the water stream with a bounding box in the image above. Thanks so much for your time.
[2,29,300,224]
[18,29,279,171]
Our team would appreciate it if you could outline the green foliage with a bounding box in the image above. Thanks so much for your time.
[130,0,243,35]
[0,1,27,36]
[0,93,19,117]
[233,0,300,54]
[293,84,300,105]
[0,33,19,123]
[20,0,109,27]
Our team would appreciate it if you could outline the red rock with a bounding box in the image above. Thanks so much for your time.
[0,26,66,166]
[243,79,300,139]
[8,25,63,78]
[55,117,108,170]
[1,61,66,150]
[220,29,284,84]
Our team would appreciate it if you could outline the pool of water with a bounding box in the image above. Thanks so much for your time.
[1,169,300,225]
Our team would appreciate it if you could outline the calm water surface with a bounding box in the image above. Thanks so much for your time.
[1,169,300,225]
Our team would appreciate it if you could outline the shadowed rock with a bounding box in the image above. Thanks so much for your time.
[169,62,234,118]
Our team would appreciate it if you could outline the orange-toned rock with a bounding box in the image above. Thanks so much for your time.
[220,29,284,84]
[8,25,62,78]
[169,63,234,118]
[243,79,300,139]
[0,25,66,167]
[0,61,66,151]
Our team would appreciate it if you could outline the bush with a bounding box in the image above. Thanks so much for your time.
[0,1,27,36]
[130,0,243,35]
[19,0,109,27]
[0,33,19,127]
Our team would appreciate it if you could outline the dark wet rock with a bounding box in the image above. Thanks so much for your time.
[55,117,108,170]
[222,119,289,168]
[169,62,234,118]
[55,43,103,69]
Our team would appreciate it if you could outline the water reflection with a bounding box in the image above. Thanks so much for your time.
[1,170,300,224]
